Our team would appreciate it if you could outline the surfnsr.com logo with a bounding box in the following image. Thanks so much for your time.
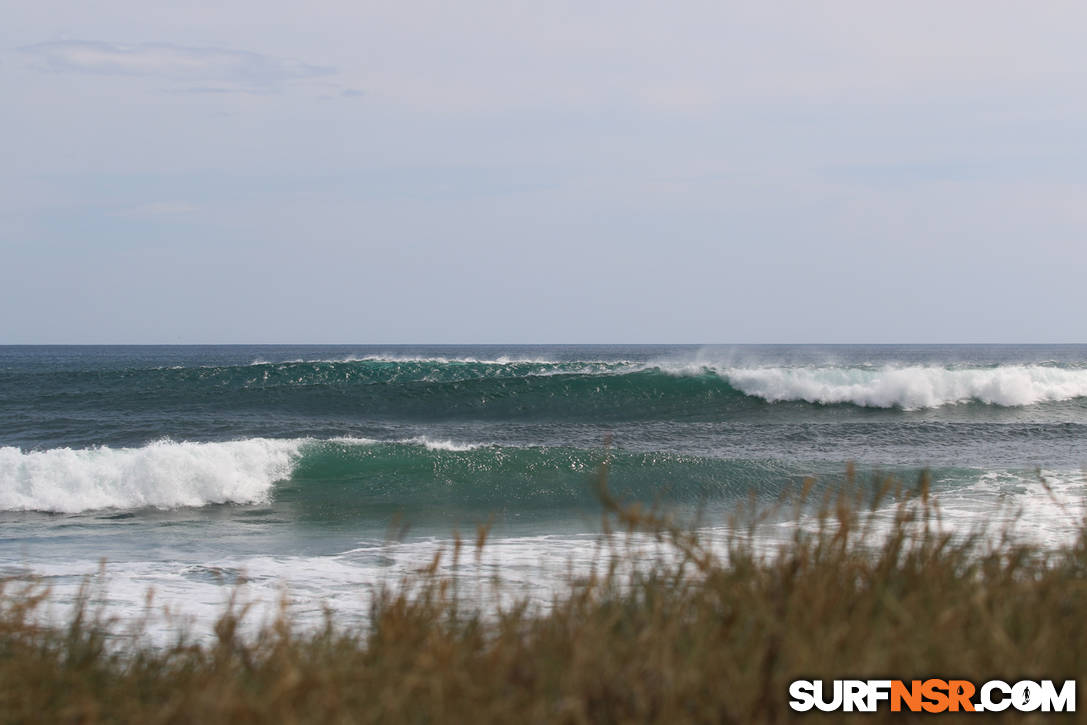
[789,679,1075,713]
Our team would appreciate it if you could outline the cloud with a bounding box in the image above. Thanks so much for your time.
[19,40,334,92]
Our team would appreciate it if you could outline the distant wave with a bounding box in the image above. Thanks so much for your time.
[713,365,1087,409]
[13,360,1087,421]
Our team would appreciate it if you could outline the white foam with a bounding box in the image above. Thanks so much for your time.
[0,439,304,513]
[934,469,1087,549]
[701,365,1087,409]
[327,435,484,451]
[327,436,380,446]
[403,436,484,452]
[10,470,1084,642]
[18,531,667,642]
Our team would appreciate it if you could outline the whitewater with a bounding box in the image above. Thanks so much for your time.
[716,364,1087,409]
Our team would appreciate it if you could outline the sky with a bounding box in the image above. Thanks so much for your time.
[2,1,1085,343]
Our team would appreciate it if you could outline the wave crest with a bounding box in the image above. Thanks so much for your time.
[0,439,303,513]
[716,365,1087,409]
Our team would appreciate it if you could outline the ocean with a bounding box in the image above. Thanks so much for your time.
[2,344,1086,635]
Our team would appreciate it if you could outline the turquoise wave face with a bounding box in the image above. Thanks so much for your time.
[274,440,1085,532]
[281,439,814,512]
[0,434,922,515]
[0,434,1040,520]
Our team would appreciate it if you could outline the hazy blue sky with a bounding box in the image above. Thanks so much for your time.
[2,2,1085,343]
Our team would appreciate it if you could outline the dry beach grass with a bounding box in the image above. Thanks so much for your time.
[1,467,1085,724]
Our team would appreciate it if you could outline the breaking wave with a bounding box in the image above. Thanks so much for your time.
[0,439,303,513]
[717,365,1087,409]
[0,437,813,514]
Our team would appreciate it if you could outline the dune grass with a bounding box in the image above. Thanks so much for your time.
[1,469,1085,723]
